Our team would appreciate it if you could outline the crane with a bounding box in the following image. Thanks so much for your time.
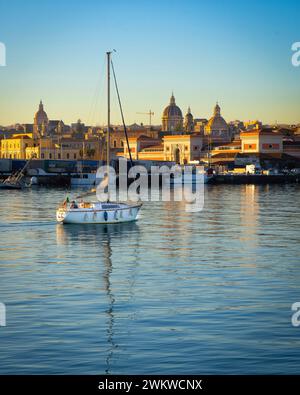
[136,110,154,129]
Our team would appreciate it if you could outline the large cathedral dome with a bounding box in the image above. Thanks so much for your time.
[163,94,183,118]
[162,94,183,132]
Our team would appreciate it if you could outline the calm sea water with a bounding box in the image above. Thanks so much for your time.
[0,184,300,374]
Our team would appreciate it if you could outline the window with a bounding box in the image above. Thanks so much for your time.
[166,146,170,151]
[58,153,61,159]
[49,153,52,159]
[74,153,77,159]
[67,153,70,159]
[194,145,198,150]
[262,143,279,149]
[121,140,124,147]
[244,144,257,150]
[185,145,189,151]
[113,140,117,148]
[41,153,44,159]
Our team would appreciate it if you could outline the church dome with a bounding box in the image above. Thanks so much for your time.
[162,94,183,118]
[206,103,228,131]
[185,106,193,120]
[161,93,184,132]
[34,100,48,125]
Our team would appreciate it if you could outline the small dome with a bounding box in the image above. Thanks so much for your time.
[185,106,193,119]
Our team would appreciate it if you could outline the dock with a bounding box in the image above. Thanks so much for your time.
[214,174,300,184]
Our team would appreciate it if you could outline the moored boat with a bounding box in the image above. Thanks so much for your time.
[0,158,33,189]
[0,181,23,190]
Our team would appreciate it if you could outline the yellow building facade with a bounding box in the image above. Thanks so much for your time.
[1,134,33,159]
[1,135,103,161]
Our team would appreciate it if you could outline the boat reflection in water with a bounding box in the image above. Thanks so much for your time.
[55,222,140,373]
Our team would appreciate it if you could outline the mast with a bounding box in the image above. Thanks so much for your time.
[208,132,211,168]
[107,51,111,178]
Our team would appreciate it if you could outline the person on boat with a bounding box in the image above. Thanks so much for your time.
[70,200,78,209]
[63,196,70,207]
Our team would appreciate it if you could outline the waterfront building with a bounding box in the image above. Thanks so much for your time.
[24,137,103,160]
[123,135,163,160]
[110,128,159,149]
[163,134,203,164]
[0,133,103,161]
[197,128,290,168]
[122,134,203,164]
[240,129,283,157]
[0,134,33,159]
[0,101,107,161]
[161,93,183,132]
[206,141,242,165]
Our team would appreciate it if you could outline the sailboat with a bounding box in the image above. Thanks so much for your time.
[56,51,142,224]
[0,158,33,189]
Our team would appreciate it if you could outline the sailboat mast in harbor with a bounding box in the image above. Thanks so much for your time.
[106,51,111,182]
[56,51,142,224]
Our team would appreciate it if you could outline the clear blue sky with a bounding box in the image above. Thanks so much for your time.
[0,0,299,126]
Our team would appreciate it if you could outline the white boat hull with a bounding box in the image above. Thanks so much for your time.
[56,202,142,224]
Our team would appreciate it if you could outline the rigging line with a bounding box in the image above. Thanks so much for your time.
[87,55,106,126]
[110,59,134,167]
